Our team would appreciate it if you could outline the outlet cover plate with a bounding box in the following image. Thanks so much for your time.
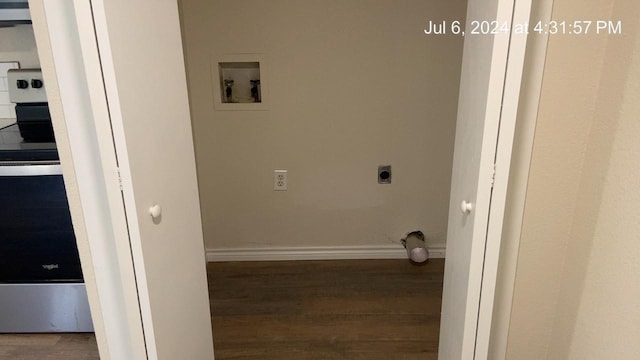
[274,170,287,191]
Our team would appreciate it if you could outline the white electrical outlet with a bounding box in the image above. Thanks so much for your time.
[274,170,287,191]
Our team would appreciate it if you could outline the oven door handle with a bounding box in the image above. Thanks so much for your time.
[0,164,63,176]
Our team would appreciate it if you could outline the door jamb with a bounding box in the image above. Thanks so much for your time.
[473,0,533,358]
[483,0,554,358]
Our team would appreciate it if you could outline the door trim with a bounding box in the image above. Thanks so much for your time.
[484,0,554,358]
[474,0,534,358]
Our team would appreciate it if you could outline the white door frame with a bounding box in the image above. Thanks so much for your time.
[28,0,547,358]
[472,0,533,358]
[483,0,554,358]
[438,0,535,357]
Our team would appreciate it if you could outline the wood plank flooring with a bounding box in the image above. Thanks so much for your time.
[0,259,444,359]
[209,259,444,360]
[0,333,99,360]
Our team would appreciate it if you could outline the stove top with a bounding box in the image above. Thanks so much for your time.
[0,123,58,162]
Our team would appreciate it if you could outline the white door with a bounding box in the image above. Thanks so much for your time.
[45,0,215,359]
[88,1,215,359]
[438,0,518,359]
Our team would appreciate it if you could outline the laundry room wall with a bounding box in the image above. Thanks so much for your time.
[179,0,467,252]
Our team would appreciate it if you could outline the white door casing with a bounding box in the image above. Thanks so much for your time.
[438,0,529,358]
[474,1,533,358]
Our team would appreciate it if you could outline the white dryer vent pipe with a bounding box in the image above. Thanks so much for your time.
[402,231,429,264]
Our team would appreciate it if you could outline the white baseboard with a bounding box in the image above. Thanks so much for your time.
[206,244,445,262]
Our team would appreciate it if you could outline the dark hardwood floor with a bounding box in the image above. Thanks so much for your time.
[209,259,444,360]
[0,259,444,359]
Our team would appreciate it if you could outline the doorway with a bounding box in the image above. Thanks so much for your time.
[179,0,465,358]
[28,0,540,358]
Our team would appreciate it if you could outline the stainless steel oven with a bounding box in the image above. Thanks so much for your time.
[0,69,92,332]
[0,140,93,333]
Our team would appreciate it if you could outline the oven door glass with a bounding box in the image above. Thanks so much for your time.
[0,164,83,283]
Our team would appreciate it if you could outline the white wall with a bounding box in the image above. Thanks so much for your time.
[180,0,467,250]
[505,0,640,358]
[547,0,640,357]
[505,0,612,355]
[0,24,39,126]
[0,24,39,67]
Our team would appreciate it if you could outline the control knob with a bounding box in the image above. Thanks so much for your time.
[31,79,43,88]
[16,79,29,89]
